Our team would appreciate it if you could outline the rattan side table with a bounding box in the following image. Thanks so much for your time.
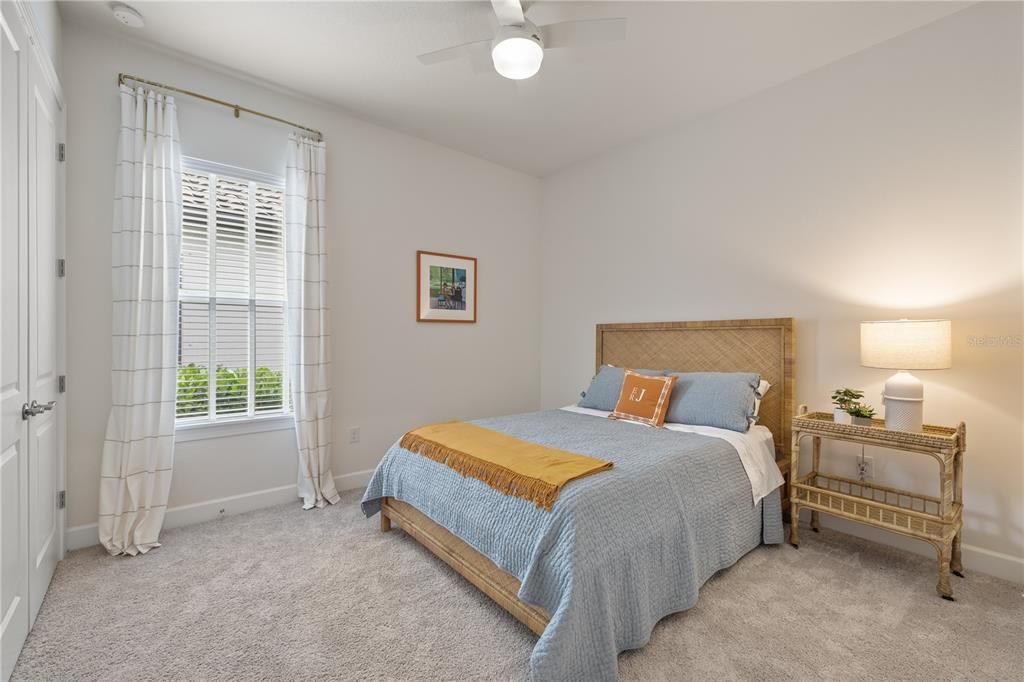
[789,406,966,600]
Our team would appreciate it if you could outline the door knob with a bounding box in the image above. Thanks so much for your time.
[21,400,56,419]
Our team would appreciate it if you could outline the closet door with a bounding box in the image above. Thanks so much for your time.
[26,38,61,625]
[0,6,30,681]
[1,8,63,679]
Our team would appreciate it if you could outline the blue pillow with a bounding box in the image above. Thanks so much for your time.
[664,372,760,433]
[578,365,665,411]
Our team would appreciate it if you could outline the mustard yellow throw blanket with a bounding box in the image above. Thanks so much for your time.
[399,421,613,511]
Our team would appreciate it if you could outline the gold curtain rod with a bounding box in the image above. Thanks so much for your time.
[118,73,323,142]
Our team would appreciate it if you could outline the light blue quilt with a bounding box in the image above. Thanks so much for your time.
[362,409,783,681]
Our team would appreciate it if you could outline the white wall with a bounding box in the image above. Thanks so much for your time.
[62,23,542,534]
[540,3,1023,581]
[62,4,1023,584]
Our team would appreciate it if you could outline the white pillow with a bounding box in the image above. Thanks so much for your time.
[751,380,771,424]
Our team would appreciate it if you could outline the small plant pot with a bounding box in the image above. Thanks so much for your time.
[851,416,874,427]
[833,409,853,425]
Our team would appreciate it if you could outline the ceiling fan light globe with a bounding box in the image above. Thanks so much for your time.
[491,37,543,80]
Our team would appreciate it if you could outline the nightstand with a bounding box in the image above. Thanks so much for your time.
[789,407,966,600]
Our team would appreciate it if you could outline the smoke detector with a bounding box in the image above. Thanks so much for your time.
[110,3,144,28]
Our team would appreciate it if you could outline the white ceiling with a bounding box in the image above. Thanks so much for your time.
[60,1,971,176]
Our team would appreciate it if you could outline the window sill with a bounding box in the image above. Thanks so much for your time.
[175,414,294,443]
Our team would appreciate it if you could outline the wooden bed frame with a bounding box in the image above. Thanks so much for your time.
[380,317,795,636]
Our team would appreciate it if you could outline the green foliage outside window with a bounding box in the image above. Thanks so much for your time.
[253,366,284,410]
[176,363,284,416]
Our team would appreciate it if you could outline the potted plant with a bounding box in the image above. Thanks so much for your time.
[847,403,876,427]
[831,388,863,425]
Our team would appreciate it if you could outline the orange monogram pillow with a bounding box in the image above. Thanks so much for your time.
[609,370,677,427]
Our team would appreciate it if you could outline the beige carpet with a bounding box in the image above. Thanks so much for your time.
[12,490,1023,681]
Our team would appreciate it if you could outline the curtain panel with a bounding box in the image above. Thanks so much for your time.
[285,134,340,509]
[98,86,182,555]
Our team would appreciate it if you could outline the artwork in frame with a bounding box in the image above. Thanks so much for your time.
[417,250,477,323]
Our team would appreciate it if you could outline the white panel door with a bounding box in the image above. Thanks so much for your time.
[1,7,64,679]
[26,38,61,627]
[0,7,29,681]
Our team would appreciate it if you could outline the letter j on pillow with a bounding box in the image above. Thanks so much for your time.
[609,371,677,427]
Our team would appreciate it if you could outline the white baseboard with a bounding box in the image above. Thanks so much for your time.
[65,469,1023,585]
[333,468,374,492]
[816,515,1024,585]
[65,468,376,551]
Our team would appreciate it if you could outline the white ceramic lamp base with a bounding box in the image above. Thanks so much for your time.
[883,370,924,432]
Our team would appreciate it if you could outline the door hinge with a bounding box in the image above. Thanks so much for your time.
[58,375,66,393]
[57,490,66,509]
[57,143,65,162]
[57,258,65,277]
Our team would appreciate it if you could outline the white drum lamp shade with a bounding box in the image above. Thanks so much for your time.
[860,319,952,432]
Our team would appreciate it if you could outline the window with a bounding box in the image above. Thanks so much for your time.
[176,159,288,426]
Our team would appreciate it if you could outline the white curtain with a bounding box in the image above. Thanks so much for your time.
[98,86,182,556]
[286,134,340,509]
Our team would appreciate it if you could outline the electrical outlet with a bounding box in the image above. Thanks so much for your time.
[349,426,361,444]
[857,455,874,481]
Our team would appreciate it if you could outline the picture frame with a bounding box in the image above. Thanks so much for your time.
[416,250,477,323]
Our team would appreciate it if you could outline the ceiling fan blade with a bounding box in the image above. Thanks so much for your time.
[417,39,493,66]
[491,0,525,26]
[539,17,627,50]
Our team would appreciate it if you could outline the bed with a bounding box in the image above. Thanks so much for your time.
[362,318,794,680]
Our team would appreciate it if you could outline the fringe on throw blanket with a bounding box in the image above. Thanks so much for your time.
[400,431,566,511]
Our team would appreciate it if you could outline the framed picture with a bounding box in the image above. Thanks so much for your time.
[416,250,477,323]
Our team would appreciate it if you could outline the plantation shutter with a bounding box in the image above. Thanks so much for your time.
[177,163,287,421]
[177,172,211,416]
[253,185,287,413]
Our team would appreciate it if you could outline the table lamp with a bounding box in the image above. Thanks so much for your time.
[860,319,951,432]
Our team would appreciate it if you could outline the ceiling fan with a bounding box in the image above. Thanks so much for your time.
[417,0,627,80]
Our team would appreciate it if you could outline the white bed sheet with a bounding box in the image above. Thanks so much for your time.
[560,404,784,505]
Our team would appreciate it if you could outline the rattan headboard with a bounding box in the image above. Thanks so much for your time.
[596,318,794,460]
